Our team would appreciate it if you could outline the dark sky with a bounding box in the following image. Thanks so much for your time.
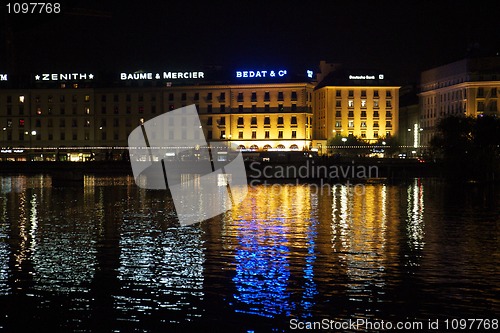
[2,0,500,84]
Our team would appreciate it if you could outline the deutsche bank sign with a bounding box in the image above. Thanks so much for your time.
[127,105,248,226]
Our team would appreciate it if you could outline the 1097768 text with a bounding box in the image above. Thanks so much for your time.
[5,3,61,14]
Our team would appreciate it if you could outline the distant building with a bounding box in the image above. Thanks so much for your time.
[313,61,400,145]
[0,68,314,161]
[419,56,500,146]
[398,84,421,156]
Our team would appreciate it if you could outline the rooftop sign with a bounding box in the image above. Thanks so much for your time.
[349,74,384,80]
[120,71,205,80]
[35,73,94,81]
[235,70,287,78]
[0,74,7,81]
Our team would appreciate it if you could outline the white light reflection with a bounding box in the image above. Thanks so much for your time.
[0,186,10,295]
[115,213,205,322]
[406,179,425,266]
[331,183,391,312]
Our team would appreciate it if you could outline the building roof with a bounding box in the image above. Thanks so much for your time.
[314,65,397,90]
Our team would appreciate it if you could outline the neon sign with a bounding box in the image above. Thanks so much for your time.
[35,73,94,81]
[120,71,205,80]
[235,70,287,78]
[349,74,384,80]
[0,74,7,81]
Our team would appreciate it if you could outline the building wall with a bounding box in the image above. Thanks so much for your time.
[419,57,500,146]
[0,83,315,159]
[314,86,399,143]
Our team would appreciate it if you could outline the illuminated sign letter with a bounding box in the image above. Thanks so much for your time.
[0,74,7,81]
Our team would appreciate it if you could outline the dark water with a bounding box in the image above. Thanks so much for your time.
[0,175,498,332]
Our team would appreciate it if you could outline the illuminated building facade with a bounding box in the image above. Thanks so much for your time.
[313,62,400,144]
[419,57,500,146]
[0,69,314,160]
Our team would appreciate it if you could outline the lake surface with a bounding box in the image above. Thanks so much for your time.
[0,175,498,332]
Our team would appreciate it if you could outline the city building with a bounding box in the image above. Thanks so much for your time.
[0,67,315,161]
[419,56,500,146]
[398,84,421,156]
[313,61,400,146]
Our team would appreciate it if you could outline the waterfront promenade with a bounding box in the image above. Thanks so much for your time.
[0,157,439,180]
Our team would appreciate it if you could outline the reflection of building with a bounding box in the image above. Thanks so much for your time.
[419,56,500,146]
[313,61,400,145]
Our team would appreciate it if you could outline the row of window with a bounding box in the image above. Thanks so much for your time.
[5,131,98,141]
[6,118,138,128]
[4,95,93,104]
[2,90,307,104]
[167,91,302,102]
[335,131,391,139]
[337,90,392,98]
[335,121,393,128]
[335,110,392,118]
[1,103,312,116]
[336,100,392,108]
[206,115,300,127]
[210,130,298,140]
[423,87,499,105]
[317,90,392,98]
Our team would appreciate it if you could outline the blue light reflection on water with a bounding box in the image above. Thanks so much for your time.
[230,185,320,320]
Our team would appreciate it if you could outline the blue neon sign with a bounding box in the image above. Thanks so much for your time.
[235,70,287,78]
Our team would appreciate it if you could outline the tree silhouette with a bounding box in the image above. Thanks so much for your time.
[431,115,500,181]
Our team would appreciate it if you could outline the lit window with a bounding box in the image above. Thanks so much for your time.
[19,95,25,103]
[348,100,354,107]
[361,99,366,107]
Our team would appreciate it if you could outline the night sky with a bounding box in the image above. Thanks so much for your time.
[2,0,500,84]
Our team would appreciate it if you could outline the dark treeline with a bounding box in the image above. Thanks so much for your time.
[430,115,500,181]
